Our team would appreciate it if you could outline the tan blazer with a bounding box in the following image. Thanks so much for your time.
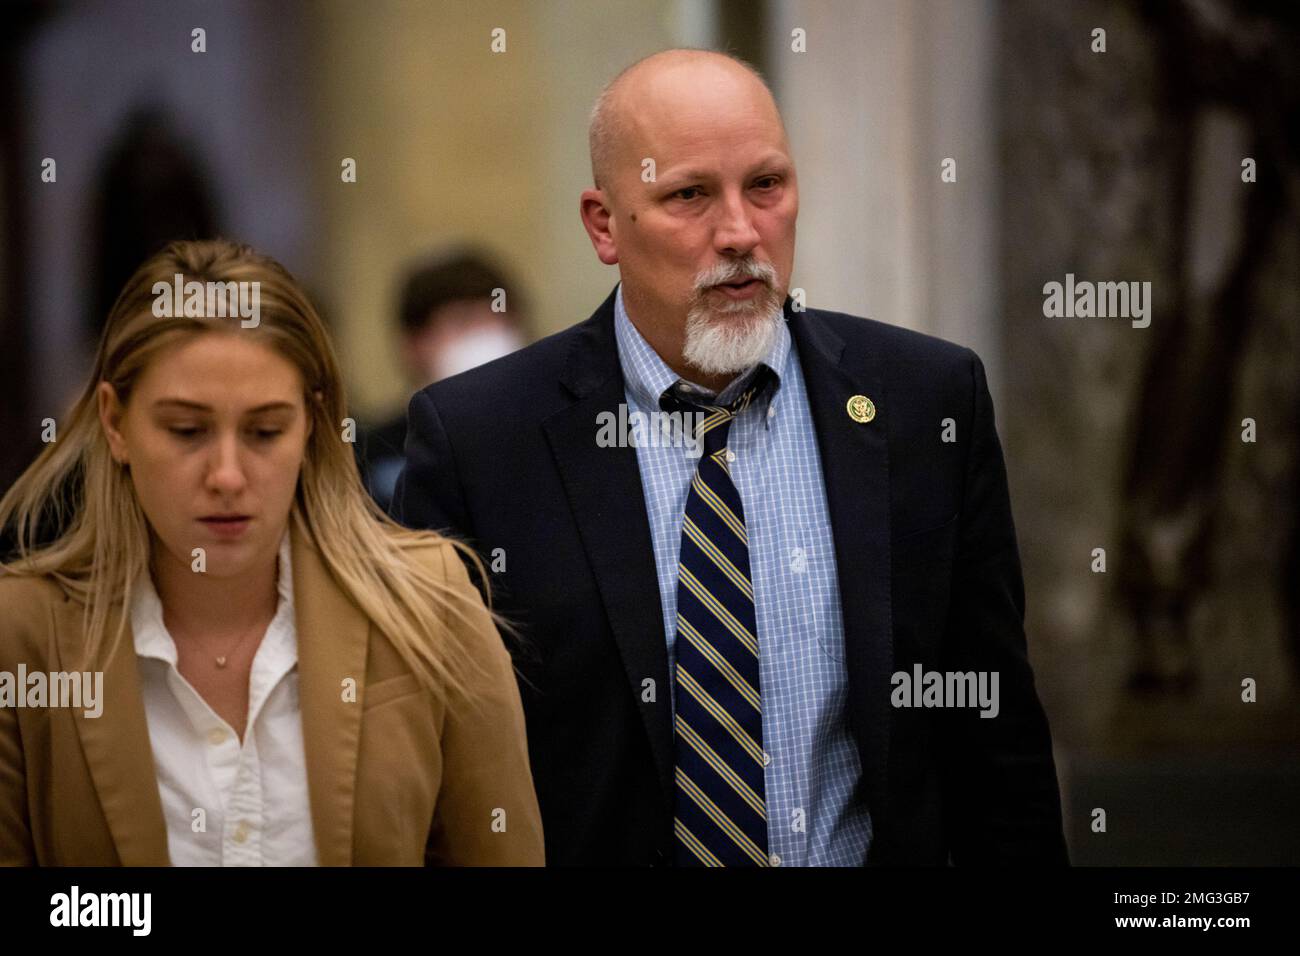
[0,526,544,866]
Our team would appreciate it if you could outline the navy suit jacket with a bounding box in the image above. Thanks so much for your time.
[393,286,1069,866]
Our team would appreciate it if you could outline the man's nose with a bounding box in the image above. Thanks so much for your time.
[205,432,248,495]
[713,190,761,257]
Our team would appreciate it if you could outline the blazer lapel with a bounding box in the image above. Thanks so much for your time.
[56,524,369,866]
[788,305,895,826]
[541,288,674,813]
[57,595,170,865]
[292,519,371,866]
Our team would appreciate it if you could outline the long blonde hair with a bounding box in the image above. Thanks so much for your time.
[0,238,495,696]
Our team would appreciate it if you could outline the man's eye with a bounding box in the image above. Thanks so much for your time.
[168,426,202,439]
[672,187,702,201]
[251,429,284,440]
[754,176,780,190]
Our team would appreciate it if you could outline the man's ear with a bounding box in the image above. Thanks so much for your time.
[579,188,620,266]
[96,381,129,464]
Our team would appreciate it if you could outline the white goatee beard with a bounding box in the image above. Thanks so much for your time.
[681,260,785,378]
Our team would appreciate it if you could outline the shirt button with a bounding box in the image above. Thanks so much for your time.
[769,853,782,867]
[789,547,807,573]
[207,728,227,745]
[725,450,737,462]
[233,821,250,844]
[762,752,772,767]
[767,406,776,420]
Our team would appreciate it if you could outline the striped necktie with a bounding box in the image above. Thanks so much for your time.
[664,373,772,867]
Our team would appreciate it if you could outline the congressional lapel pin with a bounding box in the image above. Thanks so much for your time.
[846,394,876,424]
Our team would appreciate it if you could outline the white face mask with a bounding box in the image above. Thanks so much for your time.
[428,325,524,382]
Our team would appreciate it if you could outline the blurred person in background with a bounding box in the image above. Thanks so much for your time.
[356,249,530,511]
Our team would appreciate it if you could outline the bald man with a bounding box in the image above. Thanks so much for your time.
[395,49,1068,867]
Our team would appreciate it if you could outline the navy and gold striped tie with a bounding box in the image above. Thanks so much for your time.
[665,375,771,867]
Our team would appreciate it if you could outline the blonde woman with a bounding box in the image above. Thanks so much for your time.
[0,239,544,866]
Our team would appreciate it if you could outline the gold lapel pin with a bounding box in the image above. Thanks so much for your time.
[846,395,876,423]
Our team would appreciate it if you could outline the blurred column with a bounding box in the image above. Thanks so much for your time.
[766,0,1002,393]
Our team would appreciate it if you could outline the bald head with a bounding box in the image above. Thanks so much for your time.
[588,49,787,194]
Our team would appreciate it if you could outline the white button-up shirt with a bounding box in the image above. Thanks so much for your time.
[131,531,318,866]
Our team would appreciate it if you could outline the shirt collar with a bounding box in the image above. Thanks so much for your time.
[132,528,295,665]
[613,282,789,410]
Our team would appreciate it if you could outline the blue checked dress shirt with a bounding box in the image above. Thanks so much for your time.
[613,283,873,866]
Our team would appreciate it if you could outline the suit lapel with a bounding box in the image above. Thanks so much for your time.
[542,288,674,813]
[788,305,895,825]
[58,597,170,865]
[292,518,370,866]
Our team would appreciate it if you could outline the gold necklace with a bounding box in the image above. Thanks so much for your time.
[163,566,280,667]
[208,619,266,668]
